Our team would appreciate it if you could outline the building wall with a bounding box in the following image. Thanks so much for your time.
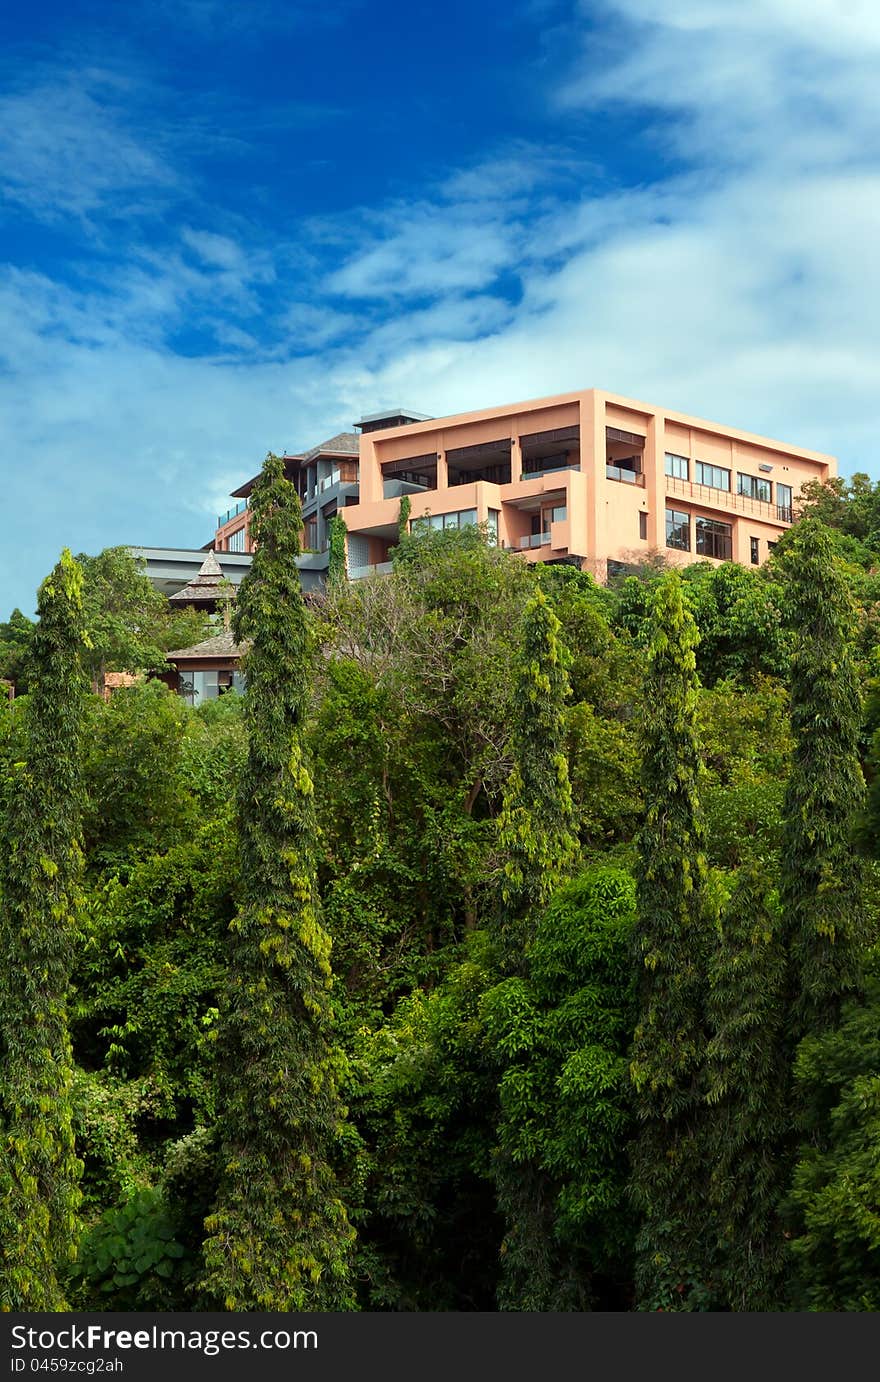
[213,388,836,579]
[340,388,835,579]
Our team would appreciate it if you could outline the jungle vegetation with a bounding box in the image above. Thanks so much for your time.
[3,466,880,1312]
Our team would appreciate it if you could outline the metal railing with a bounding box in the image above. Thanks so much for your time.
[666,475,792,524]
[217,499,248,527]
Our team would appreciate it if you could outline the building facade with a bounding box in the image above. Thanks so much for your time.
[213,389,836,582]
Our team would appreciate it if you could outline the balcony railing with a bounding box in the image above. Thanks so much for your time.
[520,461,580,480]
[606,465,646,486]
[350,561,394,580]
[666,475,792,524]
[217,499,248,527]
[519,532,551,550]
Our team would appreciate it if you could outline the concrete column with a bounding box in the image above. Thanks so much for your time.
[581,390,606,579]
[359,436,382,503]
[644,412,664,551]
[436,447,448,493]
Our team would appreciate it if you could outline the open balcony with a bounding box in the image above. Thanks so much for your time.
[447,438,512,487]
[519,424,580,481]
[666,474,793,525]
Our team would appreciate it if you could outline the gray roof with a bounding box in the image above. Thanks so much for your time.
[356,407,432,427]
[165,630,246,661]
[168,549,235,605]
[300,431,360,462]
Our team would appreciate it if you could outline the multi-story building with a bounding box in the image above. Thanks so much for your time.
[213,388,836,582]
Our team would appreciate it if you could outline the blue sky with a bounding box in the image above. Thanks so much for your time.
[3,0,880,614]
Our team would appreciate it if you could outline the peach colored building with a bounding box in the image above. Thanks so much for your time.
[214,390,835,582]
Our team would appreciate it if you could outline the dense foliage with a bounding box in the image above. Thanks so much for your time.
[201,454,355,1310]
[4,476,880,1311]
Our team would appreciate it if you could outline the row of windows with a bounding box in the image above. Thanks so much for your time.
[412,509,500,540]
[665,453,793,513]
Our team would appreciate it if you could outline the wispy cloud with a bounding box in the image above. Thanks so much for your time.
[5,0,880,616]
[0,69,178,223]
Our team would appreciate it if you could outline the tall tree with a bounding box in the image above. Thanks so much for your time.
[496,588,577,968]
[492,588,577,1307]
[0,549,88,1309]
[779,516,865,1046]
[326,513,347,586]
[201,454,354,1311]
[705,868,789,1310]
[629,570,711,1311]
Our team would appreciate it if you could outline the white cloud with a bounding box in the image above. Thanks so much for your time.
[0,70,177,222]
[6,0,880,614]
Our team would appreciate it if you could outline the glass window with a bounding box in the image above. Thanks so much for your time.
[750,536,760,565]
[487,510,499,545]
[695,517,732,560]
[695,461,731,491]
[551,505,567,523]
[416,509,481,534]
[639,511,648,541]
[227,526,246,552]
[666,508,690,551]
[738,473,771,503]
[776,483,793,521]
[665,453,689,480]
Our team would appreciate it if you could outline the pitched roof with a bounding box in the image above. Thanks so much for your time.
[164,630,245,662]
[169,549,235,606]
[300,431,360,462]
[231,433,360,498]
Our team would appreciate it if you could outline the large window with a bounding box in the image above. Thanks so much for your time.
[226,526,246,552]
[413,508,478,533]
[666,508,690,551]
[487,509,499,545]
[738,473,771,503]
[695,517,732,560]
[665,452,689,480]
[695,460,731,491]
[776,483,793,522]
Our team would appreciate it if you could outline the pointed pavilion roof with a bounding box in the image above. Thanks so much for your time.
[169,550,236,608]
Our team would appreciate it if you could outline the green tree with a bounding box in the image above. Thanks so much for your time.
[629,570,711,1311]
[327,513,347,586]
[491,589,578,1307]
[779,517,866,1046]
[483,868,637,1310]
[201,454,354,1311]
[787,957,880,1310]
[0,610,36,693]
[496,589,577,968]
[0,550,88,1309]
[705,868,789,1310]
[397,494,411,543]
[76,548,208,692]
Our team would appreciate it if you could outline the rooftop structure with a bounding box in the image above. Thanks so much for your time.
[168,549,235,612]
